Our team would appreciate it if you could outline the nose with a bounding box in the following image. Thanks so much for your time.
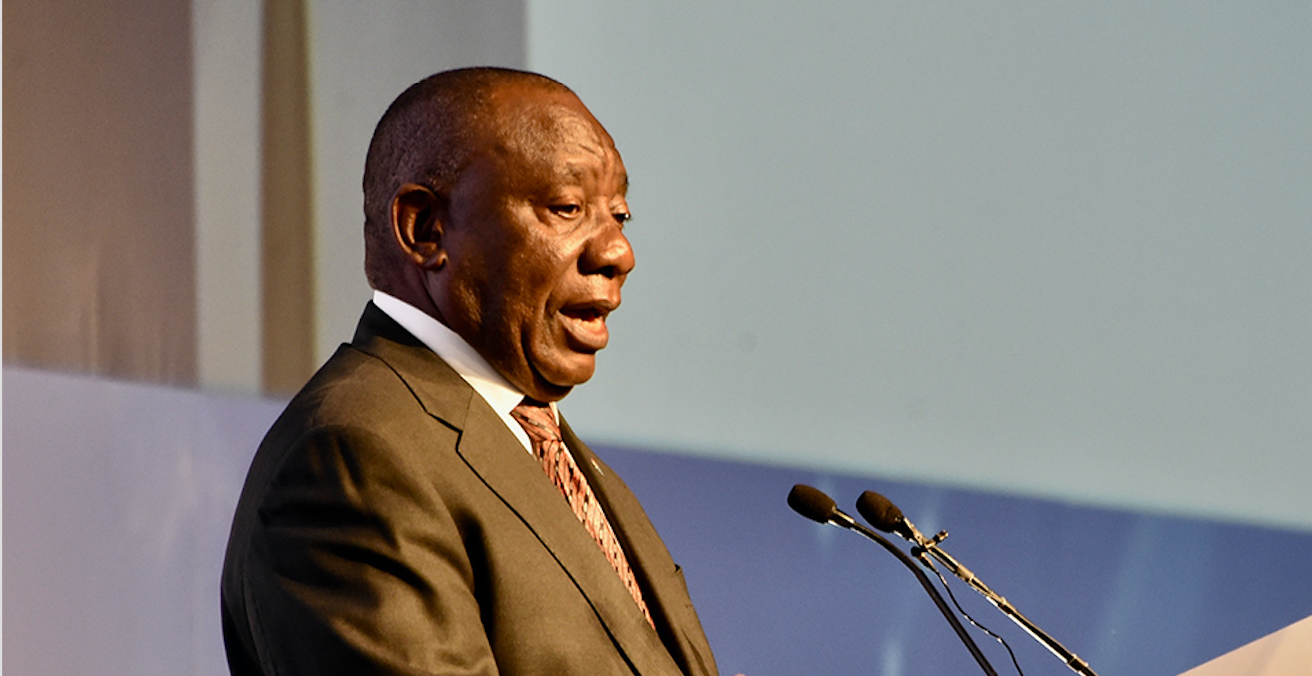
[581,219,635,279]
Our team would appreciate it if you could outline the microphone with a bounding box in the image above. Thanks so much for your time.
[855,489,1099,676]
[855,489,923,542]
[854,489,906,534]
[787,484,859,528]
[787,485,999,676]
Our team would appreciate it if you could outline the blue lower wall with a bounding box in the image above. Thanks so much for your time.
[598,445,1312,676]
[7,367,1307,676]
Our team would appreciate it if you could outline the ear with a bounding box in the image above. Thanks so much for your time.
[390,183,448,269]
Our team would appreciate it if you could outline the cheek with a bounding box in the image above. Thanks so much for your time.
[515,256,572,312]
[441,267,490,333]
[499,237,584,347]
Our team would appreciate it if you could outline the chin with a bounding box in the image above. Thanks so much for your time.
[535,357,597,393]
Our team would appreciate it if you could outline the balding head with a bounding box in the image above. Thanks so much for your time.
[362,67,572,290]
[358,67,634,402]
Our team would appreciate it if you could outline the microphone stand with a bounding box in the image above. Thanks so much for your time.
[857,489,1099,676]
[911,530,1098,676]
[847,521,1001,676]
[788,486,999,676]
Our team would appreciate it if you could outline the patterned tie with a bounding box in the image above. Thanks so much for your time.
[511,398,654,627]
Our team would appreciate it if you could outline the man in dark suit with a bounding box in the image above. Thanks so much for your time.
[221,67,719,676]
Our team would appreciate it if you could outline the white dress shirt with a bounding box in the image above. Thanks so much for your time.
[372,290,553,455]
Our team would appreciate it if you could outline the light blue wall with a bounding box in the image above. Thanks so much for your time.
[526,2,1312,532]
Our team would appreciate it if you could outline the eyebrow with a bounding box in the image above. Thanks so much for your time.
[553,164,629,196]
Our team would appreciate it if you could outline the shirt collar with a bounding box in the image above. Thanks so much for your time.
[371,291,557,448]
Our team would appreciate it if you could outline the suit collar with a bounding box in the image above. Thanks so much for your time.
[370,290,526,424]
[351,301,477,430]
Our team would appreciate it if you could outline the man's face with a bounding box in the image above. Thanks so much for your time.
[434,85,635,402]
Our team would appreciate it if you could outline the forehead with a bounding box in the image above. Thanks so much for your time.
[481,85,626,187]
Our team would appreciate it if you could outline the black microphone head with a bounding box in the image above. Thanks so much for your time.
[788,484,838,524]
[856,490,905,534]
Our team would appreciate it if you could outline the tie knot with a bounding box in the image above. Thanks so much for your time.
[511,398,562,443]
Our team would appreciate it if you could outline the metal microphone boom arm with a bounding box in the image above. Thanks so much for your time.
[787,485,1000,676]
[857,490,1099,676]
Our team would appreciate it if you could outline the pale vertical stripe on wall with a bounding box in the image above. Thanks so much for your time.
[260,0,317,395]
[193,0,264,395]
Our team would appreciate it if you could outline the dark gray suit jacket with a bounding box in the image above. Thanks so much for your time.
[221,303,718,676]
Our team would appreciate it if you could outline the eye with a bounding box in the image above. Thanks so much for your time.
[613,211,631,225]
[549,203,583,218]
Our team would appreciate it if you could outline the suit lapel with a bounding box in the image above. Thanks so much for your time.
[350,304,691,676]
[561,420,719,676]
[457,405,685,676]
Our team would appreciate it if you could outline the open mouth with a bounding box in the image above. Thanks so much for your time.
[561,306,604,322]
[559,304,610,350]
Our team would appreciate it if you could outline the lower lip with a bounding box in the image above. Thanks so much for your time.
[560,312,609,351]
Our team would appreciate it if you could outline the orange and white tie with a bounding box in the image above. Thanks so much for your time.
[511,398,654,627]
